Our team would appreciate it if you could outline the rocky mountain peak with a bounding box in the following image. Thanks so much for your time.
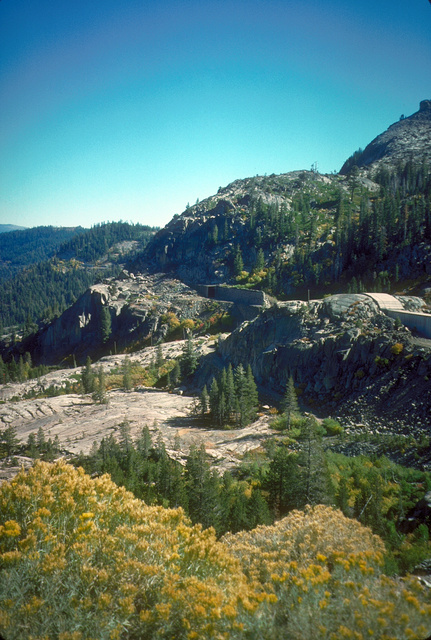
[340,99,431,174]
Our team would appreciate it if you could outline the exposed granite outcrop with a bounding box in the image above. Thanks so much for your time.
[197,294,431,435]
[31,273,219,365]
[340,100,431,174]
[133,171,359,285]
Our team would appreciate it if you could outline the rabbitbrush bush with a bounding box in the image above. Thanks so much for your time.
[0,460,265,640]
[1,462,431,640]
[222,505,431,640]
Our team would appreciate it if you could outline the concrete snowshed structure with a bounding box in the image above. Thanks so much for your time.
[196,284,266,306]
[365,293,431,339]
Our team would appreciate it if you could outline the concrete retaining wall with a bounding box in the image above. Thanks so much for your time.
[386,310,431,339]
[196,284,266,306]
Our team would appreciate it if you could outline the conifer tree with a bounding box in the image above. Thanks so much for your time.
[122,356,133,391]
[93,365,108,404]
[170,360,181,387]
[200,385,209,415]
[0,425,19,457]
[233,244,244,276]
[180,335,198,378]
[266,444,301,516]
[298,415,332,507]
[254,248,265,272]
[26,432,38,459]
[118,418,132,457]
[100,306,112,344]
[17,355,26,383]
[282,376,299,429]
[225,364,236,421]
[209,378,219,417]
[136,425,152,459]
[36,426,45,452]
[243,364,258,425]
[185,444,220,531]
[81,356,95,395]
[155,343,164,372]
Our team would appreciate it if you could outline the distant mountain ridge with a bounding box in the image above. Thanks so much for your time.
[0,226,86,283]
[340,99,431,174]
[0,224,27,234]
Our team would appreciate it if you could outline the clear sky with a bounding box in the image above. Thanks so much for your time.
[1,0,430,230]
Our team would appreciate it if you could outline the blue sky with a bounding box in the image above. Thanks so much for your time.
[1,0,430,229]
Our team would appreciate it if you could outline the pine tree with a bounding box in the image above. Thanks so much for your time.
[209,378,219,417]
[0,425,19,457]
[185,444,221,531]
[81,357,95,394]
[118,419,132,456]
[180,336,198,378]
[122,356,133,391]
[266,444,301,517]
[254,248,265,272]
[233,244,244,276]
[243,365,258,425]
[136,425,152,459]
[225,364,236,422]
[282,376,299,429]
[200,385,209,415]
[26,432,38,459]
[170,360,181,387]
[100,306,112,344]
[17,356,26,383]
[93,366,108,404]
[155,343,164,372]
[298,416,332,507]
[36,427,45,453]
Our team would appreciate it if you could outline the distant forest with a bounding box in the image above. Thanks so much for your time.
[0,225,85,283]
[0,222,156,330]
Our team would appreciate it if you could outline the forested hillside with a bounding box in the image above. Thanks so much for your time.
[57,221,157,262]
[0,222,157,330]
[0,225,85,283]
[141,159,431,299]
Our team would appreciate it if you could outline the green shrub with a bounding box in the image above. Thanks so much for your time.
[322,417,344,436]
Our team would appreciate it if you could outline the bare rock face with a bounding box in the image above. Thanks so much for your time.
[340,100,431,174]
[31,273,215,365]
[199,294,431,434]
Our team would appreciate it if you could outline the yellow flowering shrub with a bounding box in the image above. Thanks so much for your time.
[223,505,431,640]
[2,464,430,640]
[0,460,264,640]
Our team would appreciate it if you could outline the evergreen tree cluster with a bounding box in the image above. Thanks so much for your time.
[0,352,49,384]
[179,335,198,378]
[57,221,156,263]
[286,159,431,292]
[0,260,97,330]
[72,417,431,572]
[201,363,258,428]
[0,225,84,283]
[0,424,61,461]
[184,160,431,298]
[76,428,271,536]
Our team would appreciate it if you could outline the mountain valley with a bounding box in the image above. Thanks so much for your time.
[1,100,431,640]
